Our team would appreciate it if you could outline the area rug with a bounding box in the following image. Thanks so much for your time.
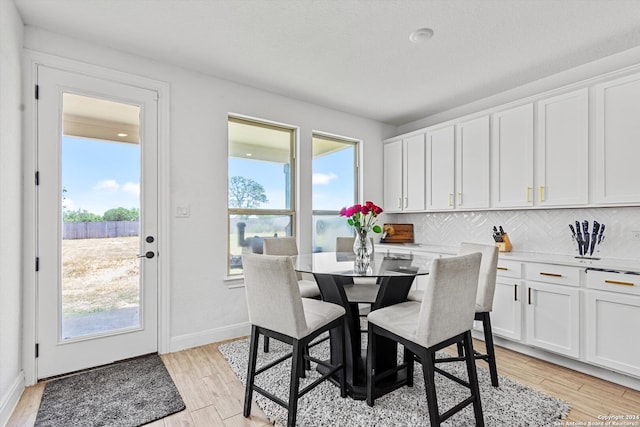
[34,354,185,427]
[219,338,570,427]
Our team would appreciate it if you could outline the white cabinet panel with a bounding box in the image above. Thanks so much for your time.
[594,73,640,204]
[403,133,426,211]
[456,116,490,209]
[536,89,589,206]
[426,125,455,210]
[586,290,640,377]
[383,140,403,212]
[525,281,580,358]
[491,278,522,341]
[492,104,534,208]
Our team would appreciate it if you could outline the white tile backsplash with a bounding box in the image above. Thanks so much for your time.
[390,207,640,260]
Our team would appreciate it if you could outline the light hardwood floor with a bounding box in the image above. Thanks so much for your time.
[7,338,640,426]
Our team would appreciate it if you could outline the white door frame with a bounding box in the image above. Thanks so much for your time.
[22,51,171,386]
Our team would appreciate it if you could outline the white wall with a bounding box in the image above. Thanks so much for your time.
[21,27,395,360]
[0,0,25,424]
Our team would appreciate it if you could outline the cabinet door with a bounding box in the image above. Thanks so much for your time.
[456,116,490,209]
[403,133,426,211]
[536,89,589,206]
[426,125,455,210]
[594,73,640,204]
[525,281,580,358]
[383,140,403,212]
[492,104,534,208]
[491,278,522,341]
[586,290,640,377]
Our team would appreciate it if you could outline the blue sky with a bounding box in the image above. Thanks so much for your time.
[62,136,140,216]
[228,146,355,211]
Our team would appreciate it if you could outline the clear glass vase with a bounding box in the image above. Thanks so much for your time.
[353,229,372,274]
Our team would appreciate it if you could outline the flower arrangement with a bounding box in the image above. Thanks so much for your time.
[339,201,383,234]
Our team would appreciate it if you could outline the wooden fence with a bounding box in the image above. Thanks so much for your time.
[63,221,140,239]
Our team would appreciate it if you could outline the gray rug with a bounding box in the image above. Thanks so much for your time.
[220,337,570,427]
[35,354,185,427]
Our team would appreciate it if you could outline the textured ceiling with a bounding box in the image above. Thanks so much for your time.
[14,0,640,125]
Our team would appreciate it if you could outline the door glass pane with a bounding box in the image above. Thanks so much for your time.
[61,93,142,340]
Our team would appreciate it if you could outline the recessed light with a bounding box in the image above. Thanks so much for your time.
[117,132,128,137]
[409,28,434,43]
[246,153,252,157]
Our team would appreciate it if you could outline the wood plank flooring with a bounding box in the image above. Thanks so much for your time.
[7,338,640,426]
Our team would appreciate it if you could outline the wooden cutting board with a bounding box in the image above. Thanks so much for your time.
[380,223,414,243]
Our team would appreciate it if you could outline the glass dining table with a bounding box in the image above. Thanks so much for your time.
[292,250,435,400]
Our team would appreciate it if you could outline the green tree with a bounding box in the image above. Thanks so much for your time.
[103,207,140,221]
[229,176,268,209]
[63,209,103,222]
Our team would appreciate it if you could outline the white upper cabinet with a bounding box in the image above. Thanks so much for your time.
[536,89,589,206]
[594,72,640,204]
[383,139,403,212]
[426,125,455,210]
[492,103,534,208]
[456,116,490,209]
[383,133,426,213]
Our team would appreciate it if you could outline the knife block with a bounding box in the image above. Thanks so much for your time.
[496,233,512,252]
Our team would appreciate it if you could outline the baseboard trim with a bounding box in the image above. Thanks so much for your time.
[168,322,250,353]
[0,371,25,427]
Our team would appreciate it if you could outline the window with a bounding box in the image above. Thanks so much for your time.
[312,134,358,252]
[228,117,295,275]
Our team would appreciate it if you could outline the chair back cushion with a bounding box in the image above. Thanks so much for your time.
[336,236,375,253]
[458,242,499,312]
[242,253,307,337]
[263,237,303,280]
[416,253,481,348]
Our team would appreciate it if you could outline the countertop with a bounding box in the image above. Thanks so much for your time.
[376,243,640,274]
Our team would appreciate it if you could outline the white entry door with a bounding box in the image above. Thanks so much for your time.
[36,66,159,379]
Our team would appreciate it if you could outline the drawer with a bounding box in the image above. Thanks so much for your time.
[586,270,640,296]
[525,263,580,287]
[496,259,522,278]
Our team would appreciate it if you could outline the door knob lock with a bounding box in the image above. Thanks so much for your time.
[138,251,155,259]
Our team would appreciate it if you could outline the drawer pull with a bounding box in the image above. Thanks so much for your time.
[540,272,562,278]
[528,287,532,304]
[604,279,635,287]
[497,267,508,271]
[514,284,518,301]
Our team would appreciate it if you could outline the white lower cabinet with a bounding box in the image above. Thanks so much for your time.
[490,278,523,340]
[525,281,580,358]
[585,270,640,377]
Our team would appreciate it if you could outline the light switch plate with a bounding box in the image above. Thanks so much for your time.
[176,205,190,218]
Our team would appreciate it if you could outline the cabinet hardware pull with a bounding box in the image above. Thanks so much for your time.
[404,197,408,208]
[605,279,635,287]
[539,186,544,202]
[514,284,518,301]
[397,197,402,208]
[526,187,531,203]
[448,193,453,206]
[528,287,532,304]
[497,266,508,271]
[540,272,562,277]
[458,192,462,205]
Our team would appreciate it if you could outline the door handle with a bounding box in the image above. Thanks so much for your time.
[138,251,155,259]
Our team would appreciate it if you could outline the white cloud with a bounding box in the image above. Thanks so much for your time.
[312,172,337,185]
[92,179,119,191]
[121,182,140,196]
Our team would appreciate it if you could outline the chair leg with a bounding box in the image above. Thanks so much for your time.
[338,319,347,398]
[480,312,499,387]
[288,340,302,427]
[456,341,464,357]
[422,348,441,427]
[366,326,376,407]
[263,336,270,353]
[404,346,414,387]
[463,331,485,427]
[243,325,260,417]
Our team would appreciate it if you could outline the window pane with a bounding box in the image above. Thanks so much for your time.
[312,214,354,252]
[229,214,293,275]
[312,136,355,211]
[228,119,293,210]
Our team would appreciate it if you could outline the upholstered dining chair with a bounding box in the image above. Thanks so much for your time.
[366,253,484,427]
[262,237,321,353]
[242,254,346,427]
[336,236,379,306]
[407,242,500,386]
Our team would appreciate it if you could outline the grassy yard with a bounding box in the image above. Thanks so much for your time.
[62,236,140,315]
